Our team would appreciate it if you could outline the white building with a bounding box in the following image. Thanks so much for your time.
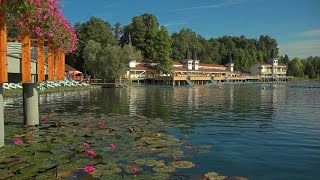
[250,49,287,78]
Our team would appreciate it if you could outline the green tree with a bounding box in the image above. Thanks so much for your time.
[155,26,172,73]
[83,40,103,78]
[304,61,316,79]
[280,54,290,64]
[113,22,123,41]
[287,58,304,77]
[122,13,159,60]
[171,28,206,61]
[67,17,116,71]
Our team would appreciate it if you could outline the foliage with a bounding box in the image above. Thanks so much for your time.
[83,42,142,79]
[155,26,172,73]
[67,17,116,70]
[3,0,78,53]
[121,14,171,61]
[287,58,304,77]
[171,30,277,72]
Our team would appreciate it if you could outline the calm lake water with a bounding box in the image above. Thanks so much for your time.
[4,83,320,180]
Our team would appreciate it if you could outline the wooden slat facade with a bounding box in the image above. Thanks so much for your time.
[0,0,8,83]
[37,38,45,81]
[21,32,31,83]
[47,43,54,81]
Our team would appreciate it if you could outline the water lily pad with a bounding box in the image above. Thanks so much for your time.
[134,158,165,167]
[152,165,176,173]
[204,172,226,180]
[170,161,195,168]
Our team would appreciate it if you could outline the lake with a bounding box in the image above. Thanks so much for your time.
[3,83,320,180]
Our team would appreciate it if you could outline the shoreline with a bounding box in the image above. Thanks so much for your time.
[2,85,100,98]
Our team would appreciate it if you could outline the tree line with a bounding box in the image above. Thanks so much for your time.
[64,13,319,79]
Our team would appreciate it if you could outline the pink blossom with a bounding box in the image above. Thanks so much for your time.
[41,115,47,122]
[86,149,95,157]
[98,121,105,128]
[131,167,138,174]
[110,143,116,150]
[82,142,89,147]
[34,26,43,37]
[83,165,96,173]
[47,31,53,38]
[14,139,23,145]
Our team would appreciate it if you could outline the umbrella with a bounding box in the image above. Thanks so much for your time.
[68,70,82,75]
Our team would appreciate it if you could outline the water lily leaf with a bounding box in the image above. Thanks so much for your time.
[152,165,176,173]
[8,162,32,172]
[204,172,226,180]
[158,149,184,158]
[134,158,165,167]
[95,164,122,175]
[170,161,195,168]
[0,169,14,179]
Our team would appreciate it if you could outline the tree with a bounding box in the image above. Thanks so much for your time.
[287,58,304,77]
[155,26,172,73]
[304,61,316,79]
[171,28,206,61]
[280,54,290,64]
[113,22,123,41]
[122,13,159,60]
[67,17,116,71]
[83,40,103,78]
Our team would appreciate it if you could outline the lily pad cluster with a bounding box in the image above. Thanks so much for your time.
[0,111,198,179]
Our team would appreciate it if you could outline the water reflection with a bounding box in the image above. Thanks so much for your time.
[3,84,320,180]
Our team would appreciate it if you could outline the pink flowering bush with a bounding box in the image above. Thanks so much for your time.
[1,0,78,53]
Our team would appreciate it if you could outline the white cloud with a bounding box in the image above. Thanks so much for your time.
[298,28,320,37]
[172,0,247,11]
[280,40,320,58]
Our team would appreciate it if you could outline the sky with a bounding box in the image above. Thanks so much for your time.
[61,0,320,59]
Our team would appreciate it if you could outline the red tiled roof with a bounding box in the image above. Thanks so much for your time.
[172,61,183,65]
[173,67,188,71]
[199,63,226,68]
[135,65,148,70]
[199,68,229,73]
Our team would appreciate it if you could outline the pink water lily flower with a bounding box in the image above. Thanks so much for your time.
[82,142,89,147]
[14,139,23,145]
[131,167,138,174]
[110,143,116,150]
[98,121,105,128]
[86,149,95,157]
[83,165,96,173]
[41,115,47,122]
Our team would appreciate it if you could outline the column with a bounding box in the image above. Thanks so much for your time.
[23,83,39,126]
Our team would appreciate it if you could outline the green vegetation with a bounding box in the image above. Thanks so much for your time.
[66,14,319,79]
[0,112,225,179]
[287,56,320,79]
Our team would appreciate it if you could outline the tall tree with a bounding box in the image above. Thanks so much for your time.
[121,13,159,60]
[83,40,103,78]
[287,58,304,77]
[304,61,316,79]
[67,17,116,71]
[113,22,123,41]
[155,26,172,73]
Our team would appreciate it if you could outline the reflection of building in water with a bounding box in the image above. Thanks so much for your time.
[127,87,138,115]
[229,85,234,109]
[186,87,199,110]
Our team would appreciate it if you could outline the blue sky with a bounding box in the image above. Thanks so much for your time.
[61,0,320,58]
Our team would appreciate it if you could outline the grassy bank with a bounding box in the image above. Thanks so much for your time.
[2,85,100,97]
